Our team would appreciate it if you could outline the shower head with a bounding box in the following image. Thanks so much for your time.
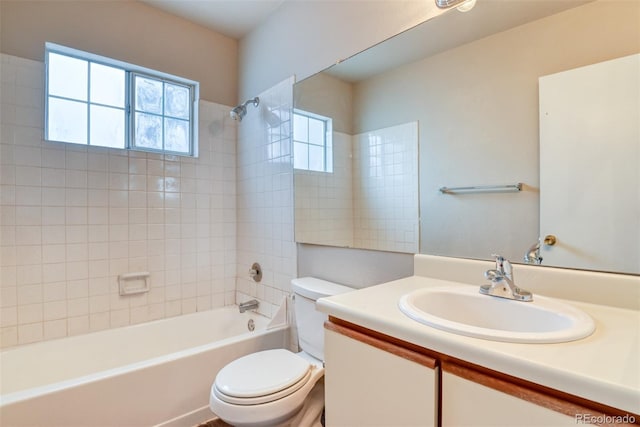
[230,97,259,121]
[230,105,246,121]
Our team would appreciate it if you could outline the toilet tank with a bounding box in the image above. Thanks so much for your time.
[292,277,353,361]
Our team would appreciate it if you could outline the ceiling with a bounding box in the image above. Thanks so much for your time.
[139,0,286,39]
[141,0,591,57]
[326,0,591,82]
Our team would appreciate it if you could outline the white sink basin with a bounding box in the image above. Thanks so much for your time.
[398,286,595,343]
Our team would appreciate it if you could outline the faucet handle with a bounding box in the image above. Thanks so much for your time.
[482,254,530,301]
[503,259,513,278]
[491,253,505,270]
[490,254,513,279]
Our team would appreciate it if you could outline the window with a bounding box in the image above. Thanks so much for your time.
[293,110,333,172]
[45,43,198,156]
[133,75,192,154]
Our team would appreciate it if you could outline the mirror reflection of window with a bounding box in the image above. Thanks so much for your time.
[293,110,333,173]
[367,135,382,178]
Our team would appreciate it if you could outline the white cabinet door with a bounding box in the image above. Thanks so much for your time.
[324,327,437,427]
[442,371,593,427]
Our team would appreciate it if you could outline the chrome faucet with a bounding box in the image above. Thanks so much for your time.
[239,299,259,313]
[523,239,543,265]
[480,255,533,302]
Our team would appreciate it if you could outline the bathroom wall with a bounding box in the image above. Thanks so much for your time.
[293,73,355,248]
[0,0,237,104]
[0,1,244,347]
[294,72,354,135]
[0,53,238,348]
[239,0,447,101]
[353,122,419,253]
[240,1,444,286]
[294,132,354,248]
[297,244,414,289]
[353,0,640,261]
[296,123,418,253]
[243,0,639,287]
[235,77,297,318]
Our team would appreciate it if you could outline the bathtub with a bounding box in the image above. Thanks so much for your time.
[0,306,289,427]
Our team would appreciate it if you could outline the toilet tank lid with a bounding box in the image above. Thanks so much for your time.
[292,277,353,300]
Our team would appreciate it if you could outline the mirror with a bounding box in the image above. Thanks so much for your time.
[293,0,640,274]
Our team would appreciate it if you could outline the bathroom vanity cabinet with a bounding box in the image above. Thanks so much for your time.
[324,319,631,427]
[441,364,593,426]
[324,322,438,427]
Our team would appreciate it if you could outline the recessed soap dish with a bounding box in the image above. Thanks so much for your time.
[118,272,151,296]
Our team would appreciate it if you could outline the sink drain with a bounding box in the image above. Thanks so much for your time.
[247,319,255,332]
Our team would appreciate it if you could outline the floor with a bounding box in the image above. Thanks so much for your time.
[197,408,326,426]
[197,419,230,427]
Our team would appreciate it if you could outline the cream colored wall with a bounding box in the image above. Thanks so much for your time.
[0,0,237,104]
[238,0,447,100]
[294,73,354,134]
[241,1,446,285]
[353,0,640,261]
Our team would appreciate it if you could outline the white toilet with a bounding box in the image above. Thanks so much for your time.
[209,277,352,427]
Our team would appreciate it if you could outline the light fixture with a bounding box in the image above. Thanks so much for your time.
[456,0,476,12]
[435,0,477,12]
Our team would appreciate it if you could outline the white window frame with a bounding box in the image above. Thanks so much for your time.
[293,109,333,173]
[44,42,199,157]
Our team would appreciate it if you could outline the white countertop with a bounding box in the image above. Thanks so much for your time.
[317,275,640,414]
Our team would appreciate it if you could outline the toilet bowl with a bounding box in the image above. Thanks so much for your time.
[210,350,324,426]
[209,277,352,427]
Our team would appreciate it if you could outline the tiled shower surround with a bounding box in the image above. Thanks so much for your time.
[294,132,353,247]
[353,122,418,253]
[295,122,418,253]
[235,77,297,318]
[0,53,239,347]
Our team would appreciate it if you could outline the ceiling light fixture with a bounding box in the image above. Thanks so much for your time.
[434,0,477,12]
[456,0,476,13]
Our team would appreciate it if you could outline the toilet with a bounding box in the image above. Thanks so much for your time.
[209,277,352,427]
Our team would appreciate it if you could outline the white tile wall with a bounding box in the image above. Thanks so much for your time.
[235,77,297,317]
[295,132,354,247]
[294,123,418,253]
[353,122,419,253]
[0,54,237,348]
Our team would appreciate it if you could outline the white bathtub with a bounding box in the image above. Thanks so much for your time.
[0,306,289,427]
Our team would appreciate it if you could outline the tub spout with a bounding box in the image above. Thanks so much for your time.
[239,299,259,313]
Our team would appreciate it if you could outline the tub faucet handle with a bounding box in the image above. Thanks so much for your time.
[249,262,262,282]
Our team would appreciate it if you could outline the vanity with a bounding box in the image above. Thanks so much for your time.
[295,2,640,424]
[317,255,640,426]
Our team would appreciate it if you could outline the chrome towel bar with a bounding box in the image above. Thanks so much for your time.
[439,183,523,194]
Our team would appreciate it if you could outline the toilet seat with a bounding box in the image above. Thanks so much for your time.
[213,349,312,405]
[214,370,311,405]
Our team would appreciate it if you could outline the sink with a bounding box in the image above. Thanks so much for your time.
[398,286,595,343]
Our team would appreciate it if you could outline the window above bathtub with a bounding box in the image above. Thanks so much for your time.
[44,42,199,157]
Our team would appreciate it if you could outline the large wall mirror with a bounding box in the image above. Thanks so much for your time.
[293,0,639,274]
